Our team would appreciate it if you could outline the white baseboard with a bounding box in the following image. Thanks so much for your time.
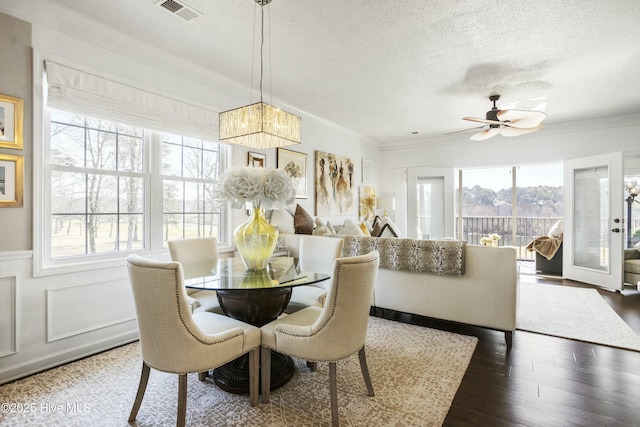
[0,331,139,385]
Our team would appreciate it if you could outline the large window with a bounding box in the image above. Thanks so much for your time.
[161,135,221,242]
[47,108,225,263]
[457,164,563,259]
[34,59,226,275]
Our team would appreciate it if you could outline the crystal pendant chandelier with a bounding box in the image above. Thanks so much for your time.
[219,0,301,149]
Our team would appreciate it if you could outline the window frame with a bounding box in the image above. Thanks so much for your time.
[33,55,231,277]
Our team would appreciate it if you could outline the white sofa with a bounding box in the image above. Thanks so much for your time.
[280,234,520,348]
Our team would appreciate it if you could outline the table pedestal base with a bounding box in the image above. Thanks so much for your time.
[213,287,295,394]
[212,351,294,394]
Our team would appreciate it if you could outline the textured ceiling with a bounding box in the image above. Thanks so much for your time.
[21,0,640,144]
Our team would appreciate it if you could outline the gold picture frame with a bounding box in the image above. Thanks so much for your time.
[0,93,24,150]
[0,153,24,207]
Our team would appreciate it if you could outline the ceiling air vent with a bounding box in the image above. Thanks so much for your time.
[156,0,202,21]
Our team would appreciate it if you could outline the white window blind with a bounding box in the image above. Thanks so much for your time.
[45,61,219,141]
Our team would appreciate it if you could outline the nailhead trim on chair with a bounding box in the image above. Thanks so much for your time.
[270,255,379,363]
[129,259,251,374]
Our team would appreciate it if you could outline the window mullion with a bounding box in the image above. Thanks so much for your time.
[148,131,163,252]
[42,106,226,271]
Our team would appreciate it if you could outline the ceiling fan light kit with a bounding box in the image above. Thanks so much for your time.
[462,94,546,141]
[219,0,301,149]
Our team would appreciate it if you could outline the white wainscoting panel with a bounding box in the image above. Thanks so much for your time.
[47,278,136,342]
[0,277,16,357]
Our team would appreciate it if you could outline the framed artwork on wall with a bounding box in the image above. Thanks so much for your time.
[361,158,372,184]
[277,147,307,198]
[315,150,356,216]
[248,151,266,167]
[359,186,376,221]
[0,153,24,207]
[0,93,24,150]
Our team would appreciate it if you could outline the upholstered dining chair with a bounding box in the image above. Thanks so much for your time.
[126,254,261,427]
[168,237,222,314]
[260,251,379,427]
[284,235,344,314]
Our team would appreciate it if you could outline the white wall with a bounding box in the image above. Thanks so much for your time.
[0,251,138,383]
[0,10,31,251]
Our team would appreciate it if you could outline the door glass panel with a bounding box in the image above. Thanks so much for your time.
[416,177,444,239]
[459,167,512,245]
[515,164,563,260]
[573,166,608,272]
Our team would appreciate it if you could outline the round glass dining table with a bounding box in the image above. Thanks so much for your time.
[185,256,330,394]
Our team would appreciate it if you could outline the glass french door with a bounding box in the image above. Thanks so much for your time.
[407,167,454,239]
[563,153,624,291]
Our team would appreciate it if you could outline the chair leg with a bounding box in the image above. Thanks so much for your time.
[249,348,259,407]
[329,362,339,427]
[128,362,151,423]
[505,331,513,351]
[260,346,272,404]
[198,371,207,381]
[306,361,318,371]
[177,374,187,427]
[358,347,375,397]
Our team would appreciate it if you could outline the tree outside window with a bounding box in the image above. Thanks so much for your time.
[48,108,223,259]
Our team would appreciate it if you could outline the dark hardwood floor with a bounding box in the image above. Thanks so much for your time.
[374,271,640,427]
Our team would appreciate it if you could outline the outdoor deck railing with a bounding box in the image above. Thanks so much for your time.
[456,216,560,260]
[443,216,640,261]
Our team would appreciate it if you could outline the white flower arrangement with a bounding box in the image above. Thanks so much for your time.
[480,233,502,246]
[214,166,295,210]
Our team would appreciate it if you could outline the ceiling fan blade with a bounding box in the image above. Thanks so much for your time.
[463,116,503,126]
[497,109,546,128]
[444,125,486,136]
[500,123,544,137]
[470,128,501,141]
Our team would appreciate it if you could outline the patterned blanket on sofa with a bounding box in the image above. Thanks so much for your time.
[341,236,465,276]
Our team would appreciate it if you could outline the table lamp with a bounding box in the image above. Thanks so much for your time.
[377,196,395,218]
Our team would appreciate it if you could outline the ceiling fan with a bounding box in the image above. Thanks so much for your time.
[460,95,546,141]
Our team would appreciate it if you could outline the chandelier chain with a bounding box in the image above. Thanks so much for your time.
[218,0,301,148]
[260,3,264,104]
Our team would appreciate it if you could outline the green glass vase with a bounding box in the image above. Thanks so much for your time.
[234,207,279,270]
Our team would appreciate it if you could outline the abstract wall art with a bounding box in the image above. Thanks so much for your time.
[315,150,355,216]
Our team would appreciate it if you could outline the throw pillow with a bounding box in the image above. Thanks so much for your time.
[373,218,400,237]
[340,219,366,236]
[359,222,371,236]
[371,224,382,237]
[312,217,329,236]
[371,215,382,230]
[378,223,399,237]
[270,208,295,234]
[294,204,314,235]
[325,220,336,235]
[313,224,330,236]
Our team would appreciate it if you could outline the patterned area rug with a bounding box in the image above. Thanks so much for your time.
[0,317,477,427]
[517,281,640,351]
